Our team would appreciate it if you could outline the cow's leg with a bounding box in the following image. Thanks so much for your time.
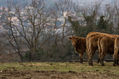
[88,49,95,66]
[113,48,118,66]
[79,52,83,63]
[100,49,106,66]
[97,49,101,64]
[86,39,91,65]
[117,53,119,65]
[100,56,105,66]
[98,49,102,64]
[87,49,92,66]
[116,60,118,65]
[97,58,100,63]
[87,38,95,66]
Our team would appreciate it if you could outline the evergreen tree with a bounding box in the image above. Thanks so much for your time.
[97,16,107,29]
[97,16,113,33]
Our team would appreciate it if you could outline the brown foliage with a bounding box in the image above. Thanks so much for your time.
[69,36,86,63]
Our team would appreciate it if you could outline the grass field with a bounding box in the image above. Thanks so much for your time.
[0,62,119,79]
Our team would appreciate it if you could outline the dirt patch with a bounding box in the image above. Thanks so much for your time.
[0,69,118,79]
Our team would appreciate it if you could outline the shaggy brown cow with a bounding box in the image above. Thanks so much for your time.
[98,36,119,66]
[86,32,119,66]
[98,36,115,66]
[69,36,86,63]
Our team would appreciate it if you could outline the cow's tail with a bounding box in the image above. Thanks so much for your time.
[97,37,102,62]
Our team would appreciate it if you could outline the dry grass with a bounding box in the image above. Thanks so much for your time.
[0,62,119,79]
[0,62,118,74]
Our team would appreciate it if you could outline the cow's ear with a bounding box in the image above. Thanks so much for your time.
[69,37,72,40]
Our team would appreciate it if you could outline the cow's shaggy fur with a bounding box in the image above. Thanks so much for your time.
[69,36,86,63]
[98,36,115,66]
[86,32,119,66]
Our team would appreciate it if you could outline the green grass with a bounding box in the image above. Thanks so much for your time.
[0,62,118,75]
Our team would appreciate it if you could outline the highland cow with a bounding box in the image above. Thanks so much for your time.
[69,36,86,63]
[86,32,119,66]
[98,36,115,66]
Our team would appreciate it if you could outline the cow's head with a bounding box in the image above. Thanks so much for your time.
[69,36,80,55]
[69,36,80,46]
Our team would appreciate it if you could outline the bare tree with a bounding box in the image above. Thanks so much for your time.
[3,0,50,61]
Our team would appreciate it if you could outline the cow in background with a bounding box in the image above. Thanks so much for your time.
[69,36,86,63]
